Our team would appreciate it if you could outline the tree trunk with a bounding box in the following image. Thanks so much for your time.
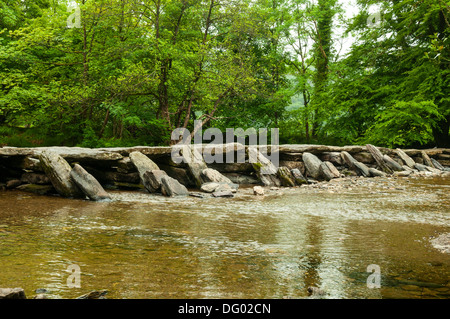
[311,0,335,138]
[432,117,450,148]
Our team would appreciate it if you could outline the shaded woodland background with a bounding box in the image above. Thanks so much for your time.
[0,0,448,148]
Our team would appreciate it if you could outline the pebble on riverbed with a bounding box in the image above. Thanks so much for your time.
[430,233,450,254]
[307,286,327,298]
[253,186,265,196]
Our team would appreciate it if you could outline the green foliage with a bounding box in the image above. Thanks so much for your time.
[0,0,448,148]
[323,0,450,147]
[363,101,443,148]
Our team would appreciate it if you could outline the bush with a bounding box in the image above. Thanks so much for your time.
[362,100,443,148]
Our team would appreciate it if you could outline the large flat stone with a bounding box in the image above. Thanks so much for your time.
[161,176,189,197]
[396,149,416,168]
[319,161,340,181]
[142,170,168,193]
[277,167,296,187]
[291,169,308,185]
[248,147,280,187]
[39,151,84,198]
[341,151,370,177]
[70,164,111,201]
[302,152,323,180]
[130,151,160,184]
[383,155,403,172]
[201,168,233,184]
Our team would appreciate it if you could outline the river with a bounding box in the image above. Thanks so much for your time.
[0,176,449,299]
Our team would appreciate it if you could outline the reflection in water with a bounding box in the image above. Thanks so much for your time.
[303,219,322,294]
[0,176,449,299]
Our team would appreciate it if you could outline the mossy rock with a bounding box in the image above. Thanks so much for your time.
[277,167,296,187]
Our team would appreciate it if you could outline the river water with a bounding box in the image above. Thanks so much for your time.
[0,176,449,299]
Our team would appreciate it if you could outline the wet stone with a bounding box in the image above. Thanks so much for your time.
[0,288,26,299]
[253,186,265,196]
[212,190,234,198]
[302,152,323,180]
[161,176,189,197]
[291,168,308,185]
[39,150,84,198]
[70,164,111,201]
[277,166,296,187]
[6,179,21,189]
[142,170,168,193]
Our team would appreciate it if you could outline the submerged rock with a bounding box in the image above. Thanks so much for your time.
[35,288,49,294]
[253,186,265,196]
[212,190,234,198]
[431,233,450,254]
[215,183,234,193]
[307,286,326,297]
[393,170,411,177]
[200,182,237,194]
[16,184,56,196]
[189,192,209,198]
[200,168,239,193]
[70,164,111,201]
[76,290,108,299]
[201,182,221,193]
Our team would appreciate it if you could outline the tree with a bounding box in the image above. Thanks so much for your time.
[326,0,450,147]
[1,0,291,146]
[310,0,338,138]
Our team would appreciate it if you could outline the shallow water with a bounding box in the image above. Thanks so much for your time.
[0,176,449,299]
